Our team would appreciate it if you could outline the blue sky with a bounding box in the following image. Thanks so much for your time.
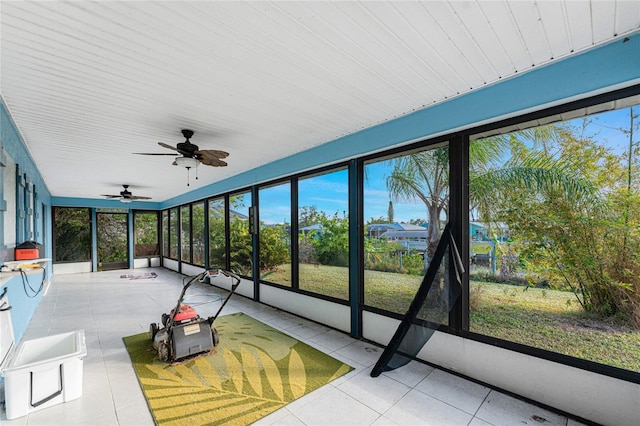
[258,163,427,224]
[584,107,637,154]
[258,103,638,225]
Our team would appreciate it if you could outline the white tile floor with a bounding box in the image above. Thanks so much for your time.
[1,268,587,426]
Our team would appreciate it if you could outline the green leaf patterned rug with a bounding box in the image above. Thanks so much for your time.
[123,312,353,425]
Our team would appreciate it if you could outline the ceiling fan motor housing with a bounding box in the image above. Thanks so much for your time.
[176,142,199,156]
[120,185,133,198]
[177,129,198,157]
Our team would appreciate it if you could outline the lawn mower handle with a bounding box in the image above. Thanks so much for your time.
[168,269,240,329]
[166,272,206,329]
[208,269,241,321]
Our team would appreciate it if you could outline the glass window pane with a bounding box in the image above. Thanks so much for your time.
[298,168,349,299]
[468,96,640,373]
[229,191,252,276]
[162,210,169,257]
[209,197,226,269]
[363,145,450,320]
[53,207,91,262]
[181,205,191,263]
[97,213,128,270]
[134,212,158,257]
[259,182,291,286]
[192,202,205,266]
[169,207,178,259]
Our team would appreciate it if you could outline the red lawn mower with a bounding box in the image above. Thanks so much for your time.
[149,269,240,362]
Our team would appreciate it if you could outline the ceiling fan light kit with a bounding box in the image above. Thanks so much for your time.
[175,156,199,169]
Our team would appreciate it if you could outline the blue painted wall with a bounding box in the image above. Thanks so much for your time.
[50,197,162,210]
[0,99,53,343]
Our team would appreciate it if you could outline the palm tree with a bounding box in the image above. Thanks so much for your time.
[386,138,507,263]
[471,150,603,220]
[386,125,601,264]
[386,148,448,262]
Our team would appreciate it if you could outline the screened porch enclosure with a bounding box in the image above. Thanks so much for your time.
[47,82,640,426]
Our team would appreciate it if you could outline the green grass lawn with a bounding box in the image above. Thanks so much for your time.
[265,263,640,372]
[469,281,640,371]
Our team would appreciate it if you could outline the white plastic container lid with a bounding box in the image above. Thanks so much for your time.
[1,330,87,374]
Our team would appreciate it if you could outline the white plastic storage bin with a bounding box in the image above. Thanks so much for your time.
[0,295,86,419]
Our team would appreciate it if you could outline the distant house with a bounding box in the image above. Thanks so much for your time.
[367,222,427,238]
[381,229,428,251]
[299,223,323,236]
[470,222,488,241]
[470,221,510,242]
[366,223,403,238]
[370,222,510,251]
[368,222,429,251]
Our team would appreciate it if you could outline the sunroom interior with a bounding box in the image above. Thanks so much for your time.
[1,1,639,425]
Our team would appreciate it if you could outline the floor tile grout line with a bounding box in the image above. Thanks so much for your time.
[470,388,494,425]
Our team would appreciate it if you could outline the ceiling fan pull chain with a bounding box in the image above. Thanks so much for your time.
[186,167,191,186]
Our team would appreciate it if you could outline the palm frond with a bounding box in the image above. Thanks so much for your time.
[471,151,605,213]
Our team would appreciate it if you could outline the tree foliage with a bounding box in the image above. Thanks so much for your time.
[208,211,226,269]
[228,217,252,275]
[97,213,127,264]
[54,207,91,262]
[260,225,290,271]
[474,120,640,326]
[301,210,349,268]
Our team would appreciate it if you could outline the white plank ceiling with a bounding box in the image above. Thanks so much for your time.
[1,1,639,202]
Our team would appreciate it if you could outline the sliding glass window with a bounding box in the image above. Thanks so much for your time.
[192,201,205,266]
[363,144,452,325]
[209,197,227,269]
[298,168,349,299]
[229,191,252,276]
[259,182,291,286]
[468,94,640,373]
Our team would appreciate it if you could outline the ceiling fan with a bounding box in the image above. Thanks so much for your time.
[101,185,151,203]
[134,129,229,167]
[134,129,229,185]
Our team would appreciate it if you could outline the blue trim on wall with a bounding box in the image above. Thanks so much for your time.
[51,196,162,210]
[161,33,640,209]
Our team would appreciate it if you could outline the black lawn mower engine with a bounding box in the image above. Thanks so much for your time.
[149,269,240,363]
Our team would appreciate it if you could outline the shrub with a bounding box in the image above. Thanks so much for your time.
[260,225,290,271]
